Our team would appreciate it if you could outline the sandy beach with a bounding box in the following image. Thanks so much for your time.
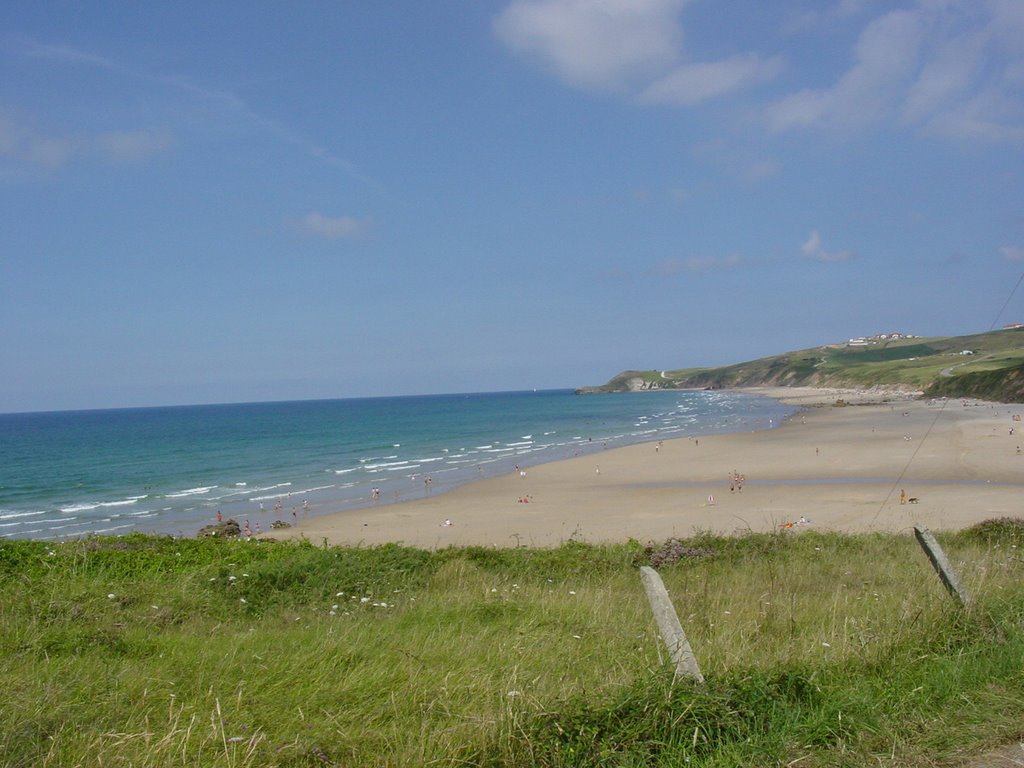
[264,387,1024,548]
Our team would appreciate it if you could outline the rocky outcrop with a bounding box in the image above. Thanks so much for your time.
[197,519,241,538]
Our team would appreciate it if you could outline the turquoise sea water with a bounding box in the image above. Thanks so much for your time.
[0,389,796,540]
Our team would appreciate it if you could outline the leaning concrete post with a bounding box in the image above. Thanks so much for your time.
[639,566,704,683]
[913,525,973,609]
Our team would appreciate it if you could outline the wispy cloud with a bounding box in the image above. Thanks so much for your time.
[655,254,740,275]
[292,212,371,240]
[5,36,114,69]
[96,129,173,164]
[157,72,377,187]
[0,111,81,168]
[0,112,171,169]
[5,35,377,185]
[801,230,853,263]
[769,1,1024,142]
[638,54,784,106]
[1001,246,1024,262]
[693,138,779,184]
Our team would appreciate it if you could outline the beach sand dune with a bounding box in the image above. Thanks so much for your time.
[265,388,1024,548]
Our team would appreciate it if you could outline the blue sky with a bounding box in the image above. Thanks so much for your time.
[2,0,1023,413]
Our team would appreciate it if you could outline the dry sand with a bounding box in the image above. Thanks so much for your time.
[264,387,1024,549]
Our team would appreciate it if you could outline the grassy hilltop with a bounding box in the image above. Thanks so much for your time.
[2,528,1024,767]
[578,327,1024,402]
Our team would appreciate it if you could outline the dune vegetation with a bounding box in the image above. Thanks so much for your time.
[2,524,1023,766]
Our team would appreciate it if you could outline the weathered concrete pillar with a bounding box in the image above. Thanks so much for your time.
[913,525,973,609]
[639,566,704,683]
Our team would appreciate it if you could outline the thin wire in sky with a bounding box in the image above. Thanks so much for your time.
[990,272,1024,331]
[873,269,1024,527]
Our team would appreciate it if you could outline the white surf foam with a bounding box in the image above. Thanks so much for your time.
[0,510,46,521]
[164,486,216,499]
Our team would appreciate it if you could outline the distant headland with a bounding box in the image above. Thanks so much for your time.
[577,326,1024,403]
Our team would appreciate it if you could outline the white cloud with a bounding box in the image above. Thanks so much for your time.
[770,9,925,131]
[96,130,173,164]
[639,54,784,106]
[294,212,370,239]
[783,0,881,35]
[801,230,853,263]
[494,0,686,92]
[1001,246,1024,262]
[901,28,984,125]
[770,1,1024,141]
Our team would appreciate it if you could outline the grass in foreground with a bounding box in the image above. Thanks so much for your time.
[1,524,1022,767]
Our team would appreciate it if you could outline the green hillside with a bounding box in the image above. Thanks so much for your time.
[579,327,1024,402]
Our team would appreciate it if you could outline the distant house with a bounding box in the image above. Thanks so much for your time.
[960,350,974,355]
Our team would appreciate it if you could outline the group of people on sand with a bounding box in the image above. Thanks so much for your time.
[729,469,745,493]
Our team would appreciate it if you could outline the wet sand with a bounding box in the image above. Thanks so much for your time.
[263,388,1024,548]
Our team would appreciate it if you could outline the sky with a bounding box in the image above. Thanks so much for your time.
[2,0,1023,413]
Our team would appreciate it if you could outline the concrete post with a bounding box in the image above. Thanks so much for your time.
[913,525,973,609]
[639,566,704,683]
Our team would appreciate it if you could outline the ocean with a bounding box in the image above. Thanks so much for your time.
[0,389,796,540]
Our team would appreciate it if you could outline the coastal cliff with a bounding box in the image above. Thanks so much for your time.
[578,327,1024,402]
